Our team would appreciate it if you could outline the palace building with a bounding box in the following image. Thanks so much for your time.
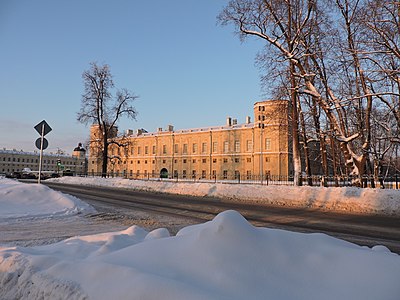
[88,100,292,181]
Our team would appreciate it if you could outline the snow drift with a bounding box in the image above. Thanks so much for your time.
[0,178,95,219]
[1,210,399,299]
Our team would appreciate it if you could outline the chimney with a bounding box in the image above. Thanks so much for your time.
[126,129,133,136]
[167,125,174,132]
[232,119,237,125]
[226,117,232,126]
[158,127,163,132]
[246,116,251,124]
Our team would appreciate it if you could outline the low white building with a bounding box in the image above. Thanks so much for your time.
[0,144,87,176]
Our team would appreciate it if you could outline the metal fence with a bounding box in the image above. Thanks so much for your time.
[81,171,400,189]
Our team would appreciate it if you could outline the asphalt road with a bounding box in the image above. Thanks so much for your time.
[42,181,400,254]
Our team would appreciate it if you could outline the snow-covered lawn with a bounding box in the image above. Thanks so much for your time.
[0,177,399,299]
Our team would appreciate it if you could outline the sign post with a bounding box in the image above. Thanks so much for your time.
[34,120,52,184]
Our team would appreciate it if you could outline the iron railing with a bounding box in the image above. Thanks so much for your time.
[78,172,400,189]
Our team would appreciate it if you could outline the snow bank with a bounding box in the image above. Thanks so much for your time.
[0,178,95,219]
[50,177,400,215]
[1,210,399,300]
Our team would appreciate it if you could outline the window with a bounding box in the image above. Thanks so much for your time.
[145,160,148,164]
[213,158,217,163]
[162,145,167,154]
[183,159,187,164]
[265,157,270,162]
[182,170,187,178]
[265,138,271,150]
[212,170,216,178]
[246,170,252,180]
[234,141,240,152]
[223,170,228,179]
[174,144,179,154]
[246,140,253,152]
[192,143,198,154]
[234,158,240,163]
[192,159,196,163]
[173,170,178,178]
[152,145,156,154]
[212,142,218,153]
[202,142,207,153]
[202,159,206,163]
[183,144,188,154]
[247,157,252,163]
[192,170,196,178]
[137,147,141,155]
[201,170,206,179]
[145,146,149,154]
[234,170,240,179]
[224,141,229,153]
[137,160,140,164]
[223,158,228,163]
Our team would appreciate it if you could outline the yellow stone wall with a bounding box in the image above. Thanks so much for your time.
[88,100,291,180]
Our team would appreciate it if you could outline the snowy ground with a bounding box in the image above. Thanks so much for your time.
[51,176,400,215]
[1,177,400,299]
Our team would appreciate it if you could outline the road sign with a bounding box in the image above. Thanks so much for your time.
[34,120,52,184]
[35,137,48,150]
[34,120,52,136]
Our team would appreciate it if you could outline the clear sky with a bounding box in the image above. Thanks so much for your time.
[0,0,266,155]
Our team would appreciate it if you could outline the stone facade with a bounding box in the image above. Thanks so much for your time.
[88,100,292,181]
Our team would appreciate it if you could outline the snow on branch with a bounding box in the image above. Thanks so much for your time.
[336,133,359,143]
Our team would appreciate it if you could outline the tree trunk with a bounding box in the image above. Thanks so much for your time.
[300,109,312,186]
[290,61,302,186]
[311,97,328,186]
[102,126,108,178]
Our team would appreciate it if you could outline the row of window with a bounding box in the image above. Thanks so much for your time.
[1,157,39,163]
[101,169,272,180]
[104,157,271,167]
[0,157,79,165]
[111,139,272,156]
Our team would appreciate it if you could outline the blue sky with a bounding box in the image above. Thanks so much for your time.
[1,0,266,154]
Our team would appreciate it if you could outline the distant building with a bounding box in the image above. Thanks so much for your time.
[88,100,293,180]
[0,144,87,176]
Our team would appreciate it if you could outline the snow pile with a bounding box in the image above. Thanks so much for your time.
[0,178,95,219]
[1,210,399,300]
[50,177,400,215]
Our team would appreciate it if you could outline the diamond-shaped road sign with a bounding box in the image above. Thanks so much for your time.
[34,120,52,136]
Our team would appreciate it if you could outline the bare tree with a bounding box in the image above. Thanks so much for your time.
[218,0,390,186]
[77,62,138,177]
